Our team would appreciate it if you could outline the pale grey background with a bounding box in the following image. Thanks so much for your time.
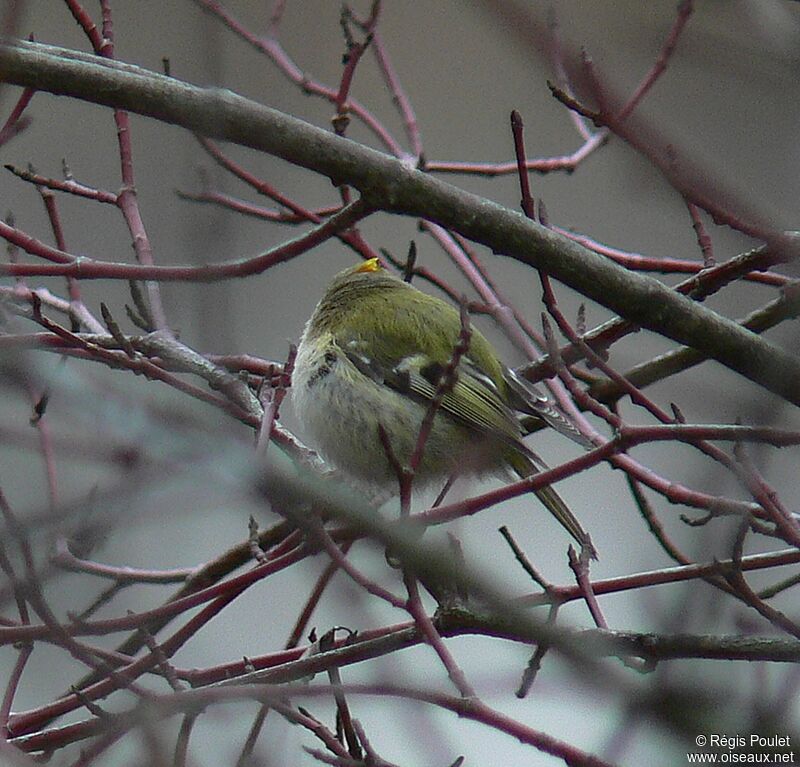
[1,1,799,765]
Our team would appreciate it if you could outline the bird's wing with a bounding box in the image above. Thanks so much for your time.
[502,365,594,450]
[345,349,522,445]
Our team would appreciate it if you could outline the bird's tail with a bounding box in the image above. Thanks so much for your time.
[508,451,597,560]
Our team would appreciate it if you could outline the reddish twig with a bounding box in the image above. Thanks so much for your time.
[568,546,607,629]
[177,187,342,223]
[510,110,536,220]
[284,542,354,650]
[63,0,104,51]
[332,6,376,138]
[51,538,192,583]
[256,344,296,455]
[193,0,404,156]
[555,226,782,286]
[733,441,800,549]
[424,135,608,175]
[359,25,422,160]
[0,86,34,146]
[549,80,790,251]
[685,199,715,267]
[537,269,798,535]
[615,1,694,122]
[196,137,380,261]
[498,525,562,696]
[7,542,312,737]
[314,524,405,609]
[420,441,760,529]
[5,163,118,204]
[0,198,373,281]
[724,519,800,640]
[403,571,476,699]
[318,628,363,760]
[68,0,170,330]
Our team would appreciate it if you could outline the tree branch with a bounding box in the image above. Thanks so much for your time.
[1,39,799,405]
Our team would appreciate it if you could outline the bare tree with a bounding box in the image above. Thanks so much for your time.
[0,2,798,765]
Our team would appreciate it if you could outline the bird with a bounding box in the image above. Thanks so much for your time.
[291,257,594,556]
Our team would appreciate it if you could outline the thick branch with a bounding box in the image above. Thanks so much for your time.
[1,39,800,404]
[225,619,800,689]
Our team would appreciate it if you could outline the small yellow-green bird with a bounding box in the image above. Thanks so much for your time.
[292,258,594,555]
